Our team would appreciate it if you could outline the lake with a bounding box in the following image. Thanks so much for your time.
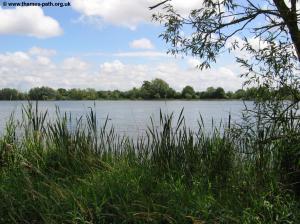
[0,100,251,137]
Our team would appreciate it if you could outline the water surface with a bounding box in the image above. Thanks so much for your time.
[0,100,250,136]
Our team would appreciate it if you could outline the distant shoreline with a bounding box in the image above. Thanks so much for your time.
[0,99,249,102]
[0,78,292,101]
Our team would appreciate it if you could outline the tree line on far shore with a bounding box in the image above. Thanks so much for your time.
[0,78,292,101]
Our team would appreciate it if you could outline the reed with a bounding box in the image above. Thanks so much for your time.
[0,102,299,223]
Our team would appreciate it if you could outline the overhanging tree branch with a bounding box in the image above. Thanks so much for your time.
[153,0,300,63]
[149,0,171,10]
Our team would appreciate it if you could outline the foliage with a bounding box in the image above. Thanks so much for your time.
[29,87,57,101]
[0,104,299,223]
[152,0,300,121]
[181,85,195,99]
[153,0,300,79]
[1,79,295,101]
[153,0,300,197]
[0,88,25,100]
[140,79,173,99]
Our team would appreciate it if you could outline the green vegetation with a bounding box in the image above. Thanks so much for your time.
[0,78,294,101]
[1,2,300,223]
[0,103,299,223]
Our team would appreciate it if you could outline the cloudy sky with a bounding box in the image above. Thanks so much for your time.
[0,0,244,91]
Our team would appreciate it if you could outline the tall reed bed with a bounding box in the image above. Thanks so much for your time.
[0,102,299,223]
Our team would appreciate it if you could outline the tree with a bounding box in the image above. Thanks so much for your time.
[151,78,172,99]
[234,89,246,99]
[0,88,20,100]
[85,88,98,100]
[226,91,234,99]
[29,87,56,100]
[97,91,109,99]
[126,87,141,100]
[204,87,216,99]
[57,88,68,100]
[153,0,300,192]
[214,87,226,99]
[140,78,175,99]
[153,0,300,60]
[153,0,300,100]
[68,89,84,100]
[182,85,195,99]
[140,81,153,99]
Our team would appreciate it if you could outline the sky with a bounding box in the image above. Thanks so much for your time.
[0,0,245,91]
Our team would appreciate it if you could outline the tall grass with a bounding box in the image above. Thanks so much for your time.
[0,102,299,223]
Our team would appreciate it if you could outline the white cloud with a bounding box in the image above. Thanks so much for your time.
[152,62,243,91]
[72,15,104,28]
[0,49,57,90]
[36,56,52,66]
[71,0,203,29]
[0,51,31,67]
[62,57,90,71]
[248,37,269,50]
[0,48,243,91]
[29,47,57,57]
[130,38,154,50]
[187,58,200,68]
[225,35,269,59]
[0,7,62,38]
[113,51,168,58]
[100,60,125,73]
[80,50,168,58]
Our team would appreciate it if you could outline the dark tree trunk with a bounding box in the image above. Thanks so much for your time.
[273,0,300,61]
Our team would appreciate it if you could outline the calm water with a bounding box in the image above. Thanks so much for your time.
[0,101,251,136]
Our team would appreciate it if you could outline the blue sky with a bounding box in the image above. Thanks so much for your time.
[0,0,245,91]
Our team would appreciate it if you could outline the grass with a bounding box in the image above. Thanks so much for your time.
[0,102,299,223]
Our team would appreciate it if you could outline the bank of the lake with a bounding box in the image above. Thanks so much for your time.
[0,103,299,223]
